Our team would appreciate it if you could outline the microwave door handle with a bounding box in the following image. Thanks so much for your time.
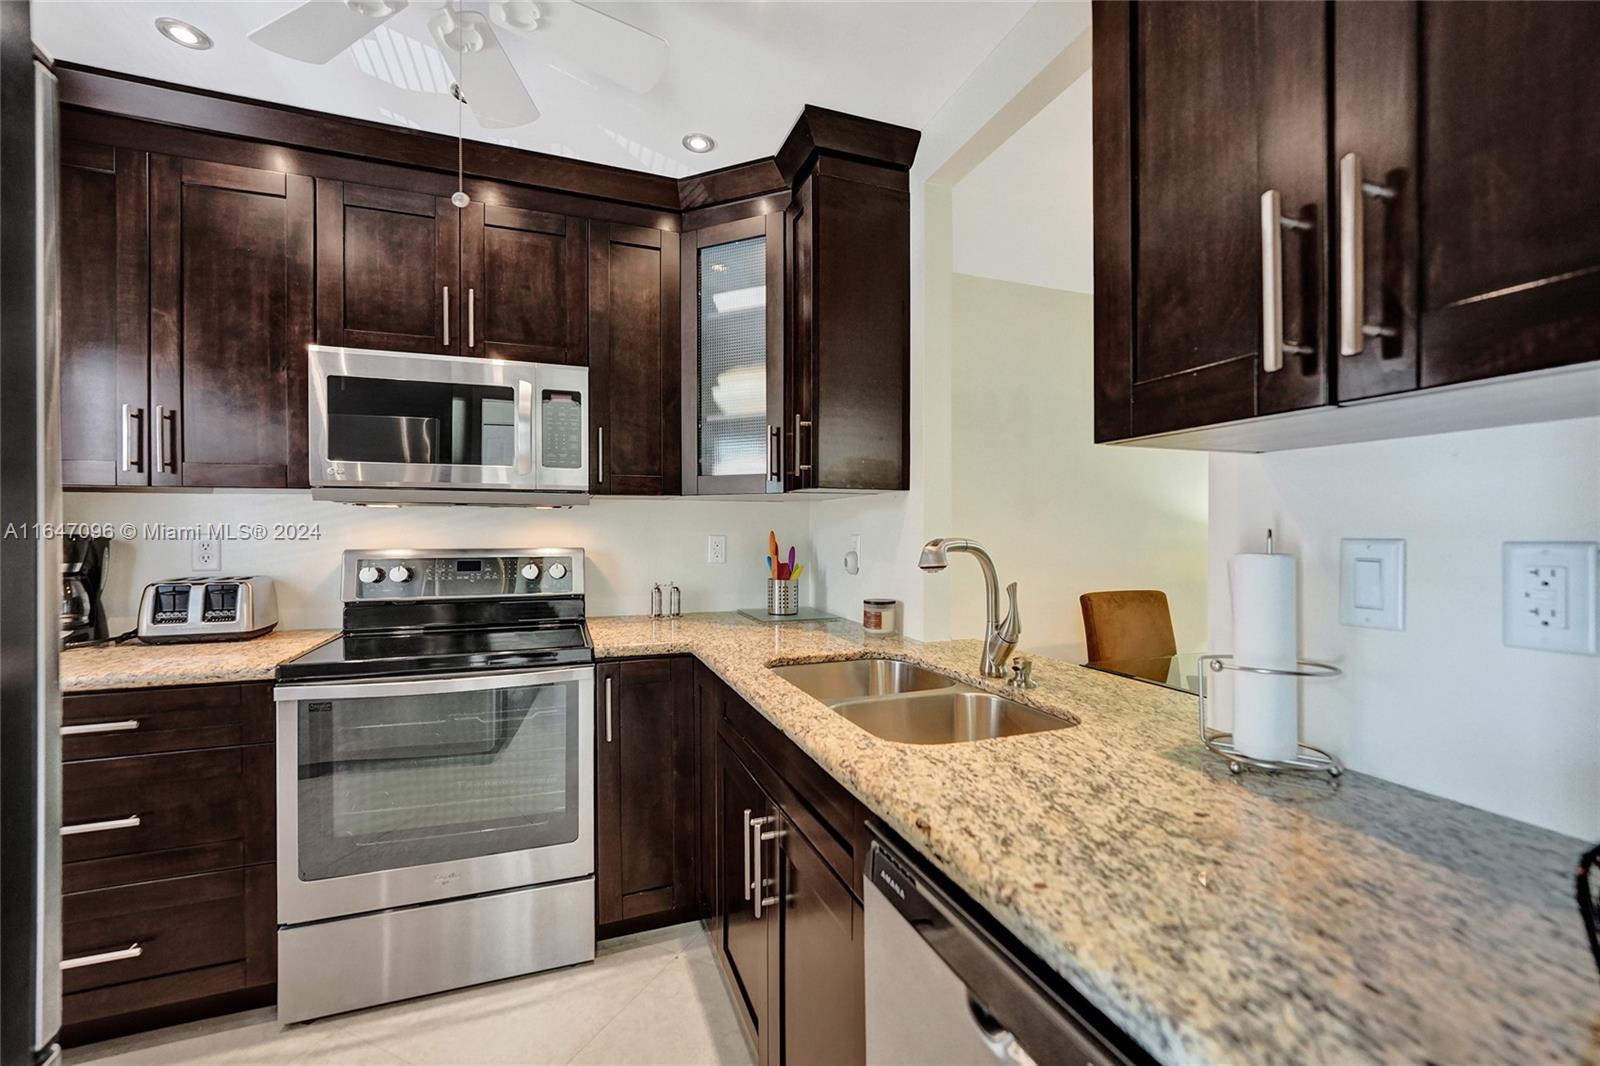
[515,380,534,476]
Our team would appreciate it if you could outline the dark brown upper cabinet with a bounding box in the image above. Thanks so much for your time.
[1093,0,1329,443]
[594,658,697,932]
[782,116,916,492]
[314,179,459,356]
[590,223,681,496]
[461,202,587,363]
[1335,1,1600,400]
[680,213,786,496]
[1094,0,1600,449]
[60,141,148,488]
[149,156,313,488]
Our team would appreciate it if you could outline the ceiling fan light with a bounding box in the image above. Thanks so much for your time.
[682,132,715,154]
[155,17,212,50]
[345,0,406,17]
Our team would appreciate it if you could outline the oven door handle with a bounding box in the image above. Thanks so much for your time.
[274,665,594,704]
[515,379,534,476]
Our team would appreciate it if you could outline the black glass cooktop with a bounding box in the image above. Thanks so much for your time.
[278,622,593,682]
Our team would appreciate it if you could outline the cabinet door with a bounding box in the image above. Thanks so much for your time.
[789,161,911,491]
[590,223,681,495]
[61,142,149,488]
[461,202,586,363]
[780,816,865,1066]
[682,214,784,496]
[1093,0,1328,440]
[315,179,459,355]
[595,658,697,929]
[1336,1,1600,396]
[149,156,313,488]
[718,738,777,1061]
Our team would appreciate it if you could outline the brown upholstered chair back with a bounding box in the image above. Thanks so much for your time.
[1079,590,1177,662]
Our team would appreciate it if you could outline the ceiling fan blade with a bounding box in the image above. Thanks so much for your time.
[530,1,668,95]
[250,1,407,65]
[430,11,541,128]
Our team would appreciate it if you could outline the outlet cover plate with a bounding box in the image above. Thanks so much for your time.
[1340,538,1405,630]
[706,534,727,565]
[191,540,221,573]
[1503,541,1598,655]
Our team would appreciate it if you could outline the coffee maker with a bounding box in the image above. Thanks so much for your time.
[61,534,110,647]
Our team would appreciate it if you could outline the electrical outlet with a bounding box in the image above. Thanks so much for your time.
[706,534,727,564]
[191,539,221,573]
[845,533,861,576]
[1503,542,1598,654]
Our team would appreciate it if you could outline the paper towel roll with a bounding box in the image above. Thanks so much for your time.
[1229,552,1299,761]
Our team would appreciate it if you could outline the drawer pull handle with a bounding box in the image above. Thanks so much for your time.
[61,943,142,971]
[61,720,140,737]
[61,815,141,837]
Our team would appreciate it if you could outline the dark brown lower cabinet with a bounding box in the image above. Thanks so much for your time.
[595,657,699,935]
[59,683,277,1046]
[707,664,868,1066]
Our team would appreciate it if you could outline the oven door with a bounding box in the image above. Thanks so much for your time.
[310,345,552,490]
[274,665,593,925]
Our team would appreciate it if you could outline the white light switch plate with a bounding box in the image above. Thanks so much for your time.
[1340,538,1404,630]
[1503,541,1598,655]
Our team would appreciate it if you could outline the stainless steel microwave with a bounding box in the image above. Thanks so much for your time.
[308,346,589,505]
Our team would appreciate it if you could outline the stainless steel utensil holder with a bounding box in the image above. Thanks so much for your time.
[1197,654,1343,778]
[766,579,798,616]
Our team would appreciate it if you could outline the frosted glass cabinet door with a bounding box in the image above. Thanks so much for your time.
[682,213,784,495]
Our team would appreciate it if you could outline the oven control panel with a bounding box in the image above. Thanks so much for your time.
[344,549,584,601]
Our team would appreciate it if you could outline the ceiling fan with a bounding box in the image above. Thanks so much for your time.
[248,0,669,129]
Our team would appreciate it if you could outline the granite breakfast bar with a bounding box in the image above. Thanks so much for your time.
[59,614,1599,1064]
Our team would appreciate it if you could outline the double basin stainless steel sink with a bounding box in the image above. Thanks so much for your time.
[770,658,1073,744]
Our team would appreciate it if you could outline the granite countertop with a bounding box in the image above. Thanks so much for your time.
[60,629,338,692]
[588,613,1600,1065]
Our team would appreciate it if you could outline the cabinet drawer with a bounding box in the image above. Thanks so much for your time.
[63,748,248,864]
[63,683,272,759]
[62,869,247,995]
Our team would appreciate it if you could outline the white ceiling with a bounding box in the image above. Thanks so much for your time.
[35,1,1033,179]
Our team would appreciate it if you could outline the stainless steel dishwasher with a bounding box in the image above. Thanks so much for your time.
[865,831,1144,1066]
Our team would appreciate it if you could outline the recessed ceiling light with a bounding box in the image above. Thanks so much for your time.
[155,17,212,50]
[682,133,716,154]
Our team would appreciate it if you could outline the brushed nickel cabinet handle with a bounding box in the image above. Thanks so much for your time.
[442,286,450,348]
[154,405,177,474]
[61,814,141,837]
[597,427,605,484]
[61,943,141,970]
[753,818,783,918]
[603,674,613,743]
[767,424,777,481]
[121,405,145,473]
[1337,152,1399,356]
[61,720,139,736]
[120,403,132,472]
[742,808,754,901]
[794,416,812,476]
[1260,189,1314,373]
[467,288,476,350]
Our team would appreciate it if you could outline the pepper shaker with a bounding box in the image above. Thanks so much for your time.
[650,583,663,618]
[669,582,682,618]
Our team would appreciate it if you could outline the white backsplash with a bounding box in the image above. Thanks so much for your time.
[65,491,815,631]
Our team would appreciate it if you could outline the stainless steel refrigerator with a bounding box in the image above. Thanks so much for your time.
[1,2,63,1062]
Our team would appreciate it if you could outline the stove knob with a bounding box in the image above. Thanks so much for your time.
[358,565,382,584]
[521,562,541,581]
[386,564,413,584]
[548,562,568,580]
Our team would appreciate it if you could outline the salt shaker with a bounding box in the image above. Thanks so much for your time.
[669,583,682,618]
[650,583,663,618]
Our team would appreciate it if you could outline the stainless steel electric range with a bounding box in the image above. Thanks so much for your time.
[273,548,595,1023]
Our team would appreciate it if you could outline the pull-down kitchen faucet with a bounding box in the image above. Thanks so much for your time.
[918,538,1021,678]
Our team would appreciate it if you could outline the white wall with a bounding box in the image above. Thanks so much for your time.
[66,492,814,631]
[948,277,1208,659]
[1207,417,1600,839]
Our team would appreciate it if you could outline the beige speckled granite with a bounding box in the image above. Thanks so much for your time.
[589,612,1600,1065]
[61,629,339,692]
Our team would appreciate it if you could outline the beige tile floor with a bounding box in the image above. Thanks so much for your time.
[67,923,754,1066]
